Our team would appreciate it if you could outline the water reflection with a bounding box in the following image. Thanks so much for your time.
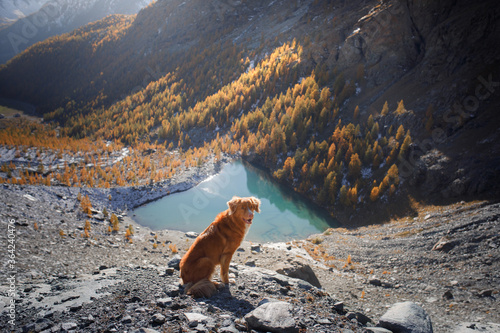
[132,160,339,242]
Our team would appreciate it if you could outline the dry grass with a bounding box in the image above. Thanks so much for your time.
[300,241,337,268]
[308,236,323,244]
[169,243,178,254]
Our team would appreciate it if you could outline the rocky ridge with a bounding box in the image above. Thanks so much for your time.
[0,178,498,332]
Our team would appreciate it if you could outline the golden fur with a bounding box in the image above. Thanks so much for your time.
[179,196,261,298]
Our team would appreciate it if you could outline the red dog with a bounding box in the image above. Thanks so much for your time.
[180,196,261,298]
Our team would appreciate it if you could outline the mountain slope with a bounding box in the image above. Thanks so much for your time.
[0,0,153,64]
[0,0,369,113]
[0,0,499,221]
[2,0,499,123]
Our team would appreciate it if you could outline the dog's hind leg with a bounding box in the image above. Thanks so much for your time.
[181,256,216,285]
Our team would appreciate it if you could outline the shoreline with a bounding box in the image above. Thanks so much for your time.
[62,154,231,213]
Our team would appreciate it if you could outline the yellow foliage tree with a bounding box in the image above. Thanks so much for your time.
[110,213,119,232]
[395,100,405,115]
[395,125,405,141]
[348,153,362,178]
[381,101,389,116]
[370,186,380,201]
[80,195,92,217]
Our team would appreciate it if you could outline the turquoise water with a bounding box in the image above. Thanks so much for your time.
[132,160,339,243]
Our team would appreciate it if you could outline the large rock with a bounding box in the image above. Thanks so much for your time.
[275,261,321,288]
[167,254,182,270]
[431,236,457,252]
[244,300,298,333]
[378,301,433,333]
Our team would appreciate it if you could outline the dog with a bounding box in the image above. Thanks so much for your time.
[179,196,261,298]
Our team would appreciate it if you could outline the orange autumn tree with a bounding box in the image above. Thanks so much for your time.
[80,195,92,217]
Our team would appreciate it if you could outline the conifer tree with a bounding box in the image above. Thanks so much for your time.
[395,125,405,141]
[348,153,362,178]
[399,132,412,158]
[367,115,374,132]
[387,164,399,184]
[110,213,119,232]
[370,186,380,201]
[395,100,405,115]
[339,185,349,207]
[353,105,360,120]
[381,101,389,116]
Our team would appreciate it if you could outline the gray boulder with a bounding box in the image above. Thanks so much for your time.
[431,236,457,252]
[378,301,433,333]
[244,300,298,333]
[275,260,322,288]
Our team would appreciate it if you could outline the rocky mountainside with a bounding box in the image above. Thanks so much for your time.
[0,0,153,63]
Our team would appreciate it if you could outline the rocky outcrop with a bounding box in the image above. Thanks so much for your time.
[338,1,424,85]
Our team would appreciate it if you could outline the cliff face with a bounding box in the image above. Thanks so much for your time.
[333,0,500,202]
[336,0,500,110]
[338,1,424,82]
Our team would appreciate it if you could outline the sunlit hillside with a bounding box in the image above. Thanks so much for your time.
[0,0,499,224]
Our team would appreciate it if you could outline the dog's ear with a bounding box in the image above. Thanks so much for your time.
[250,197,261,213]
[227,196,241,215]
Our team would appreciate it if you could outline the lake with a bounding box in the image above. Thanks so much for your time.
[132,160,339,243]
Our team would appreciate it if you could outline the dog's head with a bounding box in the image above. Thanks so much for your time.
[227,196,261,225]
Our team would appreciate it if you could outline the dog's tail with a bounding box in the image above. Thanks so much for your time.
[185,279,217,298]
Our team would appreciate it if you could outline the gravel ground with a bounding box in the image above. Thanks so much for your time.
[295,201,500,332]
[0,175,498,332]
